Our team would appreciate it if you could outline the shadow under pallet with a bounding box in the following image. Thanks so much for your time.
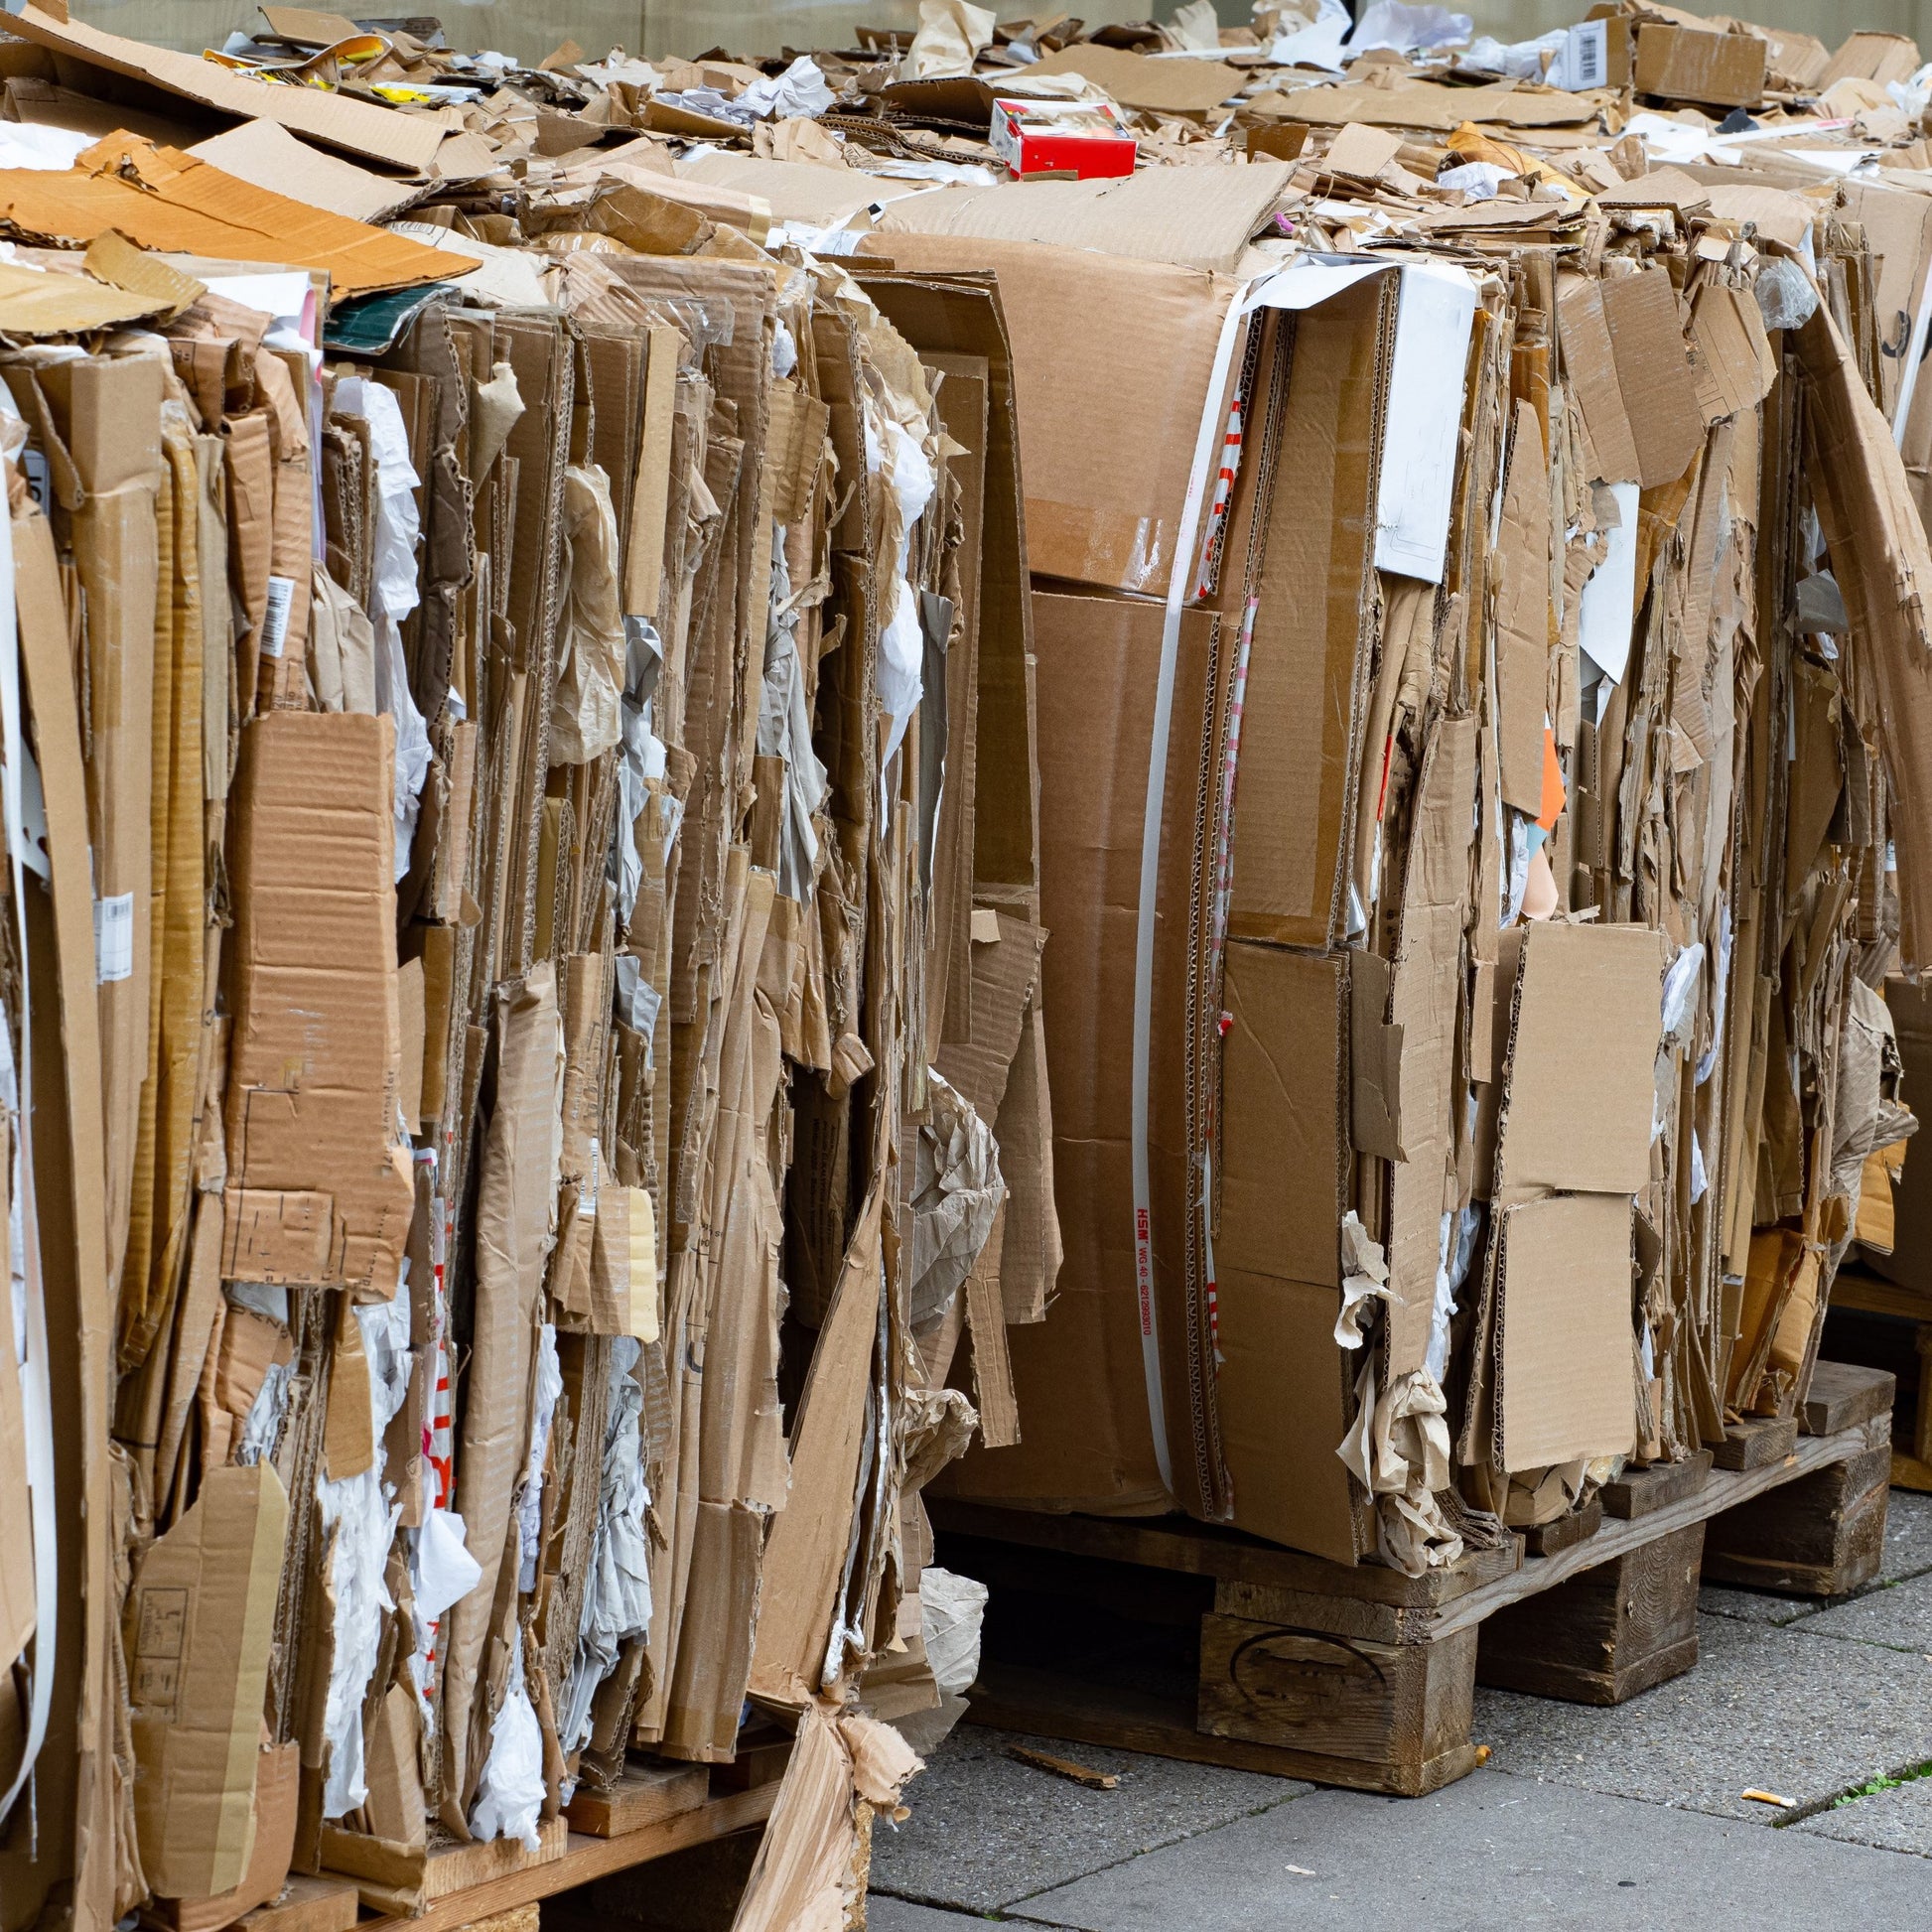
[931,1363,1895,1797]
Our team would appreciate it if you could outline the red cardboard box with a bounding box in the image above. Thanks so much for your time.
[990,96,1137,180]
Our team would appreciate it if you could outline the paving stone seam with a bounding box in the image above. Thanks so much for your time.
[871,1888,1080,1927]
[1777,1621,1932,1660]
[874,1787,1313,1918]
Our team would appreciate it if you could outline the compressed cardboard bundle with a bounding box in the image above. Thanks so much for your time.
[861,33,1932,1574]
[14,0,1932,1917]
[0,56,1051,1932]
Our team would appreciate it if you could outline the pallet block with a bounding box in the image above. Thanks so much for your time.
[1477,1522,1704,1706]
[1521,1494,1603,1558]
[1704,1445,1891,1597]
[1601,1449,1712,1519]
[933,1378,1890,1799]
[1822,1274,1932,1491]
[1714,1414,1799,1470]
[1801,1360,1896,1437]
[352,1782,782,1932]
[323,1817,569,1917]
[564,1759,711,1838]
[1199,1614,1478,1795]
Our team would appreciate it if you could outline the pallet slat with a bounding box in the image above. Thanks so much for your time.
[563,1761,711,1838]
[359,1788,780,1932]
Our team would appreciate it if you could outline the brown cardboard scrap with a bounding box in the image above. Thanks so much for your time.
[1024,43,1242,114]
[1276,79,1596,129]
[1,3,452,171]
[221,712,413,1299]
[875,162,1295,277]
[1495,1193,1638,1470]
[1560,268,1705,489]
[1495,399,1554,818]
[1496,923,1665,1201]
[0,136,471,295]
[126,1462,288,1900]
[187,119,425,224]
[1633,25,1767,108]
[856,233,1235,596]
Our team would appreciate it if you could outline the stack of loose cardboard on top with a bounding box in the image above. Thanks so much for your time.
[0,59,1048,1932]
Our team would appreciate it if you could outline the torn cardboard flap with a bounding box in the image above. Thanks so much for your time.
[187,118,425,225]
[1349,947,1404,1163]
[127,1462,289,1900]
[1560,267,1705,489]
[856,231,1237,596]
[1496,1194,1639,1471]
[1495,922,1666,1201]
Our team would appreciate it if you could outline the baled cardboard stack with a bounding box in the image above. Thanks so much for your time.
[850,6,1932,1579]
[10,0,1932,1916]
[0,33,1053,1931]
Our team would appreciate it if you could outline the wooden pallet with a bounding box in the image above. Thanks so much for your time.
[932,1366,1893,1798]
[299,1757,778,1931]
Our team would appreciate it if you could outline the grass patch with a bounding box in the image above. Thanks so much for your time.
[1831,1760,1932,1808]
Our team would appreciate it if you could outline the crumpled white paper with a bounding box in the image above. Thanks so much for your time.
[739,55,836,120]
[515,1324,563,1595]
[870,413,936,771]
[317,1295,414,1818]
[907,1072,1005,1329]
[550,465,627,764]
[757,525,829,901]
[1334,1209,1394,1347]
[334,377,431,882]
[1337,1355,1464,1574]
[1459,28,1566,80]
[1270,0,1350,70]
[920,1567,989,1697]
[469,1625,545,1851]
[1348,0,1472,56]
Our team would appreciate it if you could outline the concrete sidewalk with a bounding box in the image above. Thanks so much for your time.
[867,1493,1932,1929]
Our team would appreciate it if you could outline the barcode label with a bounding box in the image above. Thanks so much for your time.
[1562,20,1606,89]
[94,892,133,984]
[260,574,296,659]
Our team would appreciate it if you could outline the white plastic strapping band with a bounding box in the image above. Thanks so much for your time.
[0,488,57,1831]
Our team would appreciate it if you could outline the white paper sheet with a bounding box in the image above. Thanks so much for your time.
[1376,262,1479,584]
[1578,481,1641,683]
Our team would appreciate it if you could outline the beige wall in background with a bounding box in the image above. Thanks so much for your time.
[62,0,1932,68]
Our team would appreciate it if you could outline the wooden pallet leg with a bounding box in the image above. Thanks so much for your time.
[1197,1612,1479,1797]
[1895,1325,1932,1493]
[1703,1438,1891,1596]
[1475,1522,1704,1707]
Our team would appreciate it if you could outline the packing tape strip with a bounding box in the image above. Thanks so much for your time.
[1130,257,1398,1504]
